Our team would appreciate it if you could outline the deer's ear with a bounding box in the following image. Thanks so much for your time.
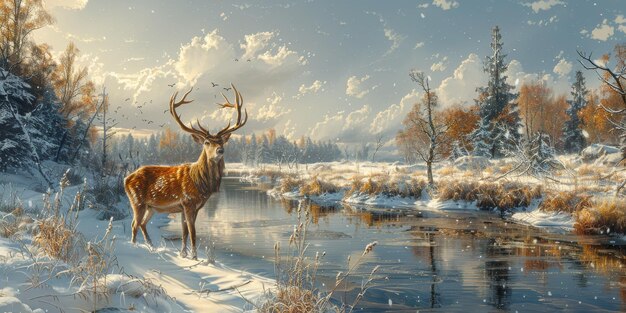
[192,134,204,144]
[221,133,231,142]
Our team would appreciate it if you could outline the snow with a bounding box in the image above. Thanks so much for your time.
[581,144,620,161]
[511,210,575,231]
[0,170,271,313]
[453,155,491,170]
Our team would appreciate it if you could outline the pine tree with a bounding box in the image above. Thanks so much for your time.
[450,140,468,160]
[470,117,492,157]
[474,26,521,157]
[562,71,588,153]
[0,68,35,170]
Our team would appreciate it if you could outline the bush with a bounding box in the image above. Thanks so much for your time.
[539,191,592,214]
[300,176,339,196]
[574,200,626,235]
[438,181,542,211]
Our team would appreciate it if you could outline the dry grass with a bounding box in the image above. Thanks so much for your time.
[254,200,378,313]
[279,176,303,193]
[539,191,593,214]
[438,181,542,211]
[300,176,339,196]
[574,199,626,235]
[437,166,457,176]
[344,174,426,199]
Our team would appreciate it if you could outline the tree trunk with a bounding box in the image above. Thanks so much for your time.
[426,160,434,186]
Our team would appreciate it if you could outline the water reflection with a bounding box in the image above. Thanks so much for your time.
[165,177,626,312]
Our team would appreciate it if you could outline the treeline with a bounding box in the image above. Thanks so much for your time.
[0,1,100,177]
[109,128,343,171]
[397,25,625,164]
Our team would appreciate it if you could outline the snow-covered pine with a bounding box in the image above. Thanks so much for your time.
[0,69,35,170]
[470,117,492,157]
[562,70,588,153]
[474,26,521,157]
[450,140,468,160]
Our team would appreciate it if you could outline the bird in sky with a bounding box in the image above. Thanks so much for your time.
[211,82,219,87]
[167,83,175,87]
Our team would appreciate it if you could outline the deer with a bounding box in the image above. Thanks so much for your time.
[124,84,247,259]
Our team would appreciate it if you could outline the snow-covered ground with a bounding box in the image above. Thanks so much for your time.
[0,167,270,313]
[229,145,625,234]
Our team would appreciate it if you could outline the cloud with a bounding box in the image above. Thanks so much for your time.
[430,56,448,72]
[616,15,626,24]
[256,92,291,121]
[436,53,486,107]
[383,28,405,56]
[432,0,459,10]
[258,45,299,67]
[590,19,614,41]
[522,0,564,13]
[240,31,275,60]
[507,59,571,95]
[174,30,235,84]
[44,0,88,10]
[417,3,429,9]
[370,90,420,135]
[414,41,425,49]
[295,80,326,99]
[553,58,572,77]
[309,105,371,142]
[346,75,371,98]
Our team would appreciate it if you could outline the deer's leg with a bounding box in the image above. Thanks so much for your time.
[180,208,189,258]
[129,201,144,244]
[140,208,155,247]
[184,207,198,260]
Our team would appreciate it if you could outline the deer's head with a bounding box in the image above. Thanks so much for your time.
[169,84,248,161]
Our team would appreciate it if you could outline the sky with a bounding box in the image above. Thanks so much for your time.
[35,0,624,150]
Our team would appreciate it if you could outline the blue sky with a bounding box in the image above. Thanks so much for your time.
[36,0,624,147]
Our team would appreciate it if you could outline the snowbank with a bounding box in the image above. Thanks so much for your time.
[581,144,620,162]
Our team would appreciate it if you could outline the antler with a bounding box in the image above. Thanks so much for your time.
[169,84,248,142]
[215,83,248,138]
[169,88,207,140]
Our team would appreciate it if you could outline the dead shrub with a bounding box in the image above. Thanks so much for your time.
[280,176,303,193]
[539,191,592,214]
[437,166,457,176]
[438,181,542,211]
[574,200,626,235]
[300,176,339,196]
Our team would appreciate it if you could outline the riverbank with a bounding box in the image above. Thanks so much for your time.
[0,167,270,312]
[226,151,626,236]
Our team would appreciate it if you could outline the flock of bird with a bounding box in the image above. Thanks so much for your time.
[111,79,237,131]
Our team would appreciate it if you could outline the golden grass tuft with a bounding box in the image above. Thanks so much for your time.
[300,176,339,196]
[437,166,457,176]
[438,181,542,211]
[539,191,592,214]
[574,199,626,235]
[279,176,303,193]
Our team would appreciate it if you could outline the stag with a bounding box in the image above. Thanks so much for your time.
[124,84,247,259]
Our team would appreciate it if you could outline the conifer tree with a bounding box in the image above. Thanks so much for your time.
[562,71,588,153]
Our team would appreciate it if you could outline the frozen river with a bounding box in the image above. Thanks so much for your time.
[164,177,626,312]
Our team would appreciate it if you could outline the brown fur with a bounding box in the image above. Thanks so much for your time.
[125,86,246,259]
[124,147,225,259]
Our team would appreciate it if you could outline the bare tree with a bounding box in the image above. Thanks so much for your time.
[371,133,385,162]
[400,70,449,186]
[578,49,626,194]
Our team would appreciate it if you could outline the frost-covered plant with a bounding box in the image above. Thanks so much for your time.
[248,200,379,313]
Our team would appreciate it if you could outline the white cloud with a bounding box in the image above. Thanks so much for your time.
[619,25,626,35]
[616,15,626,24]
[430,56,448,72]
[383,28,405,56]
[414,41,425,49]
[346,75,371,98]
[590,19,614,41]
[507,59,571,95]
[175,30,234,83]
[345,105,370,129]
[418,3,429,9]
[432,0,459,10]
[436,53,486,107]
[240,31,275,60]
[370,90,419,135]
[309,105,371,142]
[522,0,564,13]
[258,45,299,67]
[257,92,291,121]
[44,0,88,10]
[553,58,572,77]
[296,80,326,99]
